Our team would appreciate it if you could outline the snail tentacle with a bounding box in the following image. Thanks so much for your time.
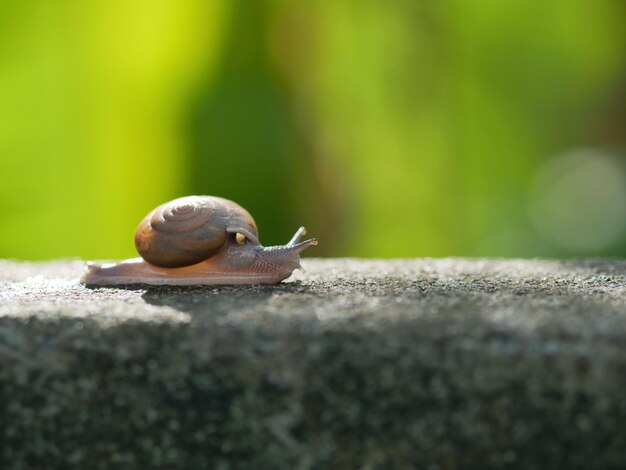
[288,226,307,246]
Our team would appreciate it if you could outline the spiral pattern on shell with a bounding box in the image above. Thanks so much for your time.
[134,196,258,268]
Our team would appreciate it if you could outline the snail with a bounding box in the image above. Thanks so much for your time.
[80,195,317,286]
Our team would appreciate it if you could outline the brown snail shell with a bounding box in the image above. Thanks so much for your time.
[134,196,259,268]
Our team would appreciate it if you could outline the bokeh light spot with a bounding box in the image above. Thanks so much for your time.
[528,149,626,252]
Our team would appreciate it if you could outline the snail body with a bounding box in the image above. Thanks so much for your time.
[80,196,317,286]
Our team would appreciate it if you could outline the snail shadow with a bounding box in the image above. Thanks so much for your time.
[138,281,314,318]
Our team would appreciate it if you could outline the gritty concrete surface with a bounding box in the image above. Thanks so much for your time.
[2,258,626,469]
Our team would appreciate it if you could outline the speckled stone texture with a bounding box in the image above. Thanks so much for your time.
[2,258,626,469]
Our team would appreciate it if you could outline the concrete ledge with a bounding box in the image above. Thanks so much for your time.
[2,258,626,469]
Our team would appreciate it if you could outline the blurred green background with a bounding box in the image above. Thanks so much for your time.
[1,1,625,260]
